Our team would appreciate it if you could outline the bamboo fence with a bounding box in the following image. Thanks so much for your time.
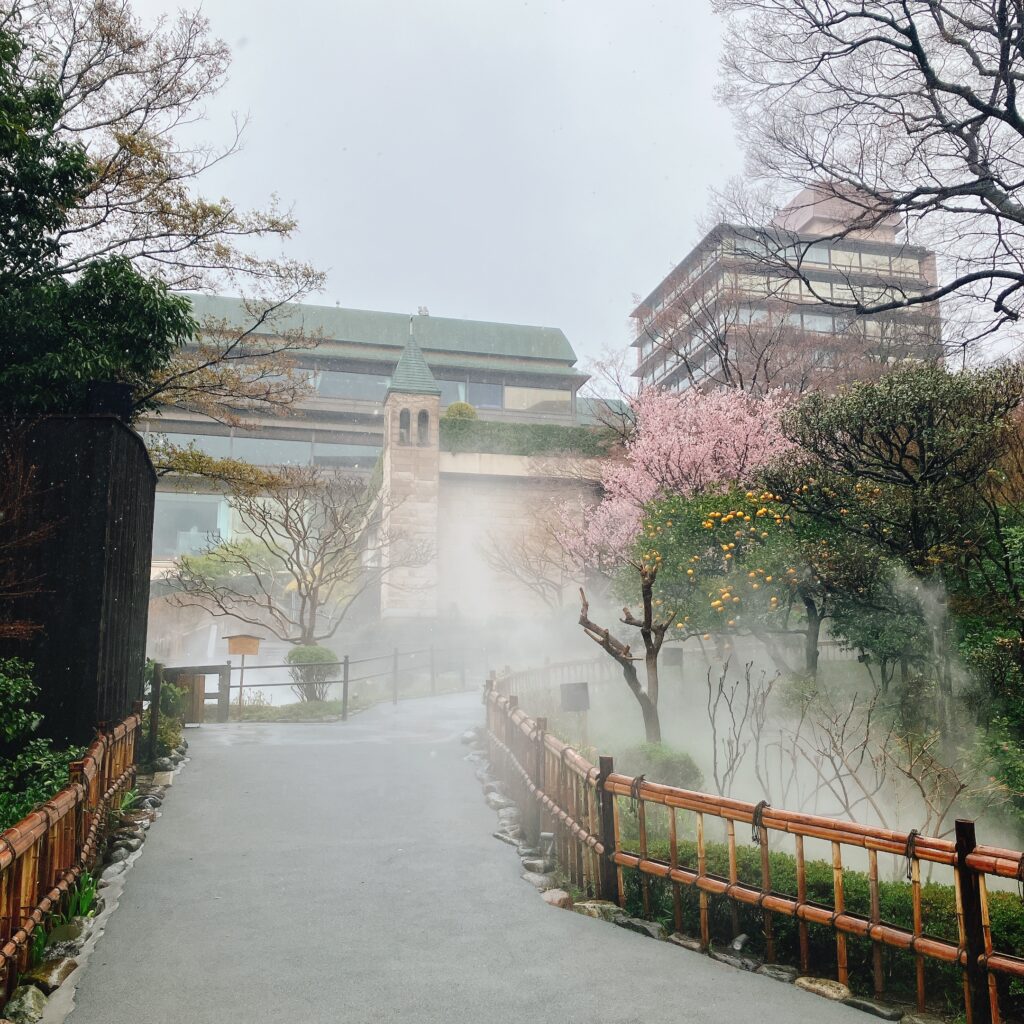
[485,683,1024,1024]
[0,710,141,1003]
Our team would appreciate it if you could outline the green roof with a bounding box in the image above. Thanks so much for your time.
[189,294,581,366]
[388,328,441,397]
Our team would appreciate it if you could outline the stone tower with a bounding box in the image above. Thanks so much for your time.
[379,320,441,619]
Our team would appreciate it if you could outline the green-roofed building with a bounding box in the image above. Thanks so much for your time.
[141,297,595,565]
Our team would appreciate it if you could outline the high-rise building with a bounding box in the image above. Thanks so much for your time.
[631,188,942,394]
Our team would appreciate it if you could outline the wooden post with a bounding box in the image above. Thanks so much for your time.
[342,655,350,722]
[430,645,436,696]
[237,652,247,720]
[149,662,163,762]
[529,717,546,847]
[218,664,230,723]
[597,755,620,904]
[956,819,993,1024]
[392,647,399,705]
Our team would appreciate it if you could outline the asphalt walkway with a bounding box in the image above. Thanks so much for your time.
[69,693,865,1023]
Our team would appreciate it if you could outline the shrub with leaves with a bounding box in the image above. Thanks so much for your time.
[286,645,338,702]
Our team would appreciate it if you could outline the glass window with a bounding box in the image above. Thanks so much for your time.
[153,493,223,558]
[861,251,891,272]
[153,432,232,459]
[503,386,572,414]
[831,249,860,271]
[436,378,466,406]
[318,369,391,401]
[312,442,381,468]
[467,381,503,409]
[399,408,411,444]
[804,242,831,266]
[231,436,312,465]
[802,313,835,334]
[417,409,430,444]
[892,255,920,275]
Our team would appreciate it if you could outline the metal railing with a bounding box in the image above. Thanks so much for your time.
[485,683,1024,1024]
[0,710,141,1004]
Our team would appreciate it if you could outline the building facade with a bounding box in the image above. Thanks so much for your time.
[631,189,942,394]
[141,297,591,566]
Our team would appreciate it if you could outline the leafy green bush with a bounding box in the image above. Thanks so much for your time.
[617,743,703,790]
[141,708,183,760]
[439,418,615,457]
[442,401,477,420]
[286,645,338,702]
[0,659,83,831]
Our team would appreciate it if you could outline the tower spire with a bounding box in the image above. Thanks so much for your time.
[387,318,441,397]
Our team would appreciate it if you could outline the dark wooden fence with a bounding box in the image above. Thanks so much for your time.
[0,417,155,745]
[0,711,140,1004]
[485,683,1024,1024]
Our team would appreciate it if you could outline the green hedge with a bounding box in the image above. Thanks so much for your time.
[617,826,1024,1017]
[439,418,615,457]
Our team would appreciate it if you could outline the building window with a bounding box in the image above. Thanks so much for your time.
[467,381,503,409]
[504,386,572,414]
[399,408,411,444]
[152,493,224,558]
[231,436,312,466]
[318,369,391,401]
[436,378,466,406]
[417,409,430,445]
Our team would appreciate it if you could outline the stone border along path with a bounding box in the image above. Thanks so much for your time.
[65,693,875,1024]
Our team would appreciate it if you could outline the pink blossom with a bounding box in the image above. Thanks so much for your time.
[561,388,794,568]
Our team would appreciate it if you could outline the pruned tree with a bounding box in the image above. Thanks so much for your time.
[165,466,430,646]
[714,0,1024,347]
[146,433,284,493]
[2,0,324,419]
[561,388,791,742]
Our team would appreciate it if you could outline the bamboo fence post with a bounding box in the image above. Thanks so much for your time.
[978,873,1001,1024]
[956,819,993,1024]
[727,818,740,940]
[913,853,927,1012]
[597,756,619,903]
[795,834,809,973]
[531,718,546,848]
[833,841,849,988]
[670,807,682,936]
[759,817,774,963]
[638,795,650,919]
[612,789,625,909]
[868,848,884,1000]
[697,811,709,952]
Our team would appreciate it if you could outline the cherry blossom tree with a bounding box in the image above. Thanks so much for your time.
[563,387,793,742]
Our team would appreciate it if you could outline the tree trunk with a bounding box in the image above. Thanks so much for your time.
[639,693,662,744]
[802,596,821,679]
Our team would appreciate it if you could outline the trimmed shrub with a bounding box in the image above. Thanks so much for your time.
[439,418,615,457]
[286,645,339,702]
[442,401,477,420]
[617,743,704,791]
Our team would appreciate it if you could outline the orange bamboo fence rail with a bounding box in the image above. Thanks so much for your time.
[485,683,1023,1024]
[0,710,141,1004]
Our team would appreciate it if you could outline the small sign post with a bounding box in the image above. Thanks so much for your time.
[560,681,591,749]
[225,634,261,720]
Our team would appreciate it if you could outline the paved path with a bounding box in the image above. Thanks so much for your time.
[69,693,864,1023]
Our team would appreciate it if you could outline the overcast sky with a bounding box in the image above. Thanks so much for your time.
[140,0,743,369]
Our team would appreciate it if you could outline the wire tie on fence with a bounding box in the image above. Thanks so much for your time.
[629,775,645,814]
[751,800,770,844]
[1016,854,1024,903]
[904,829,920,881]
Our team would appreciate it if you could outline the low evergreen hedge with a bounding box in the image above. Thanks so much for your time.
[439,419,615,457]
[617,828,1024,1017]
